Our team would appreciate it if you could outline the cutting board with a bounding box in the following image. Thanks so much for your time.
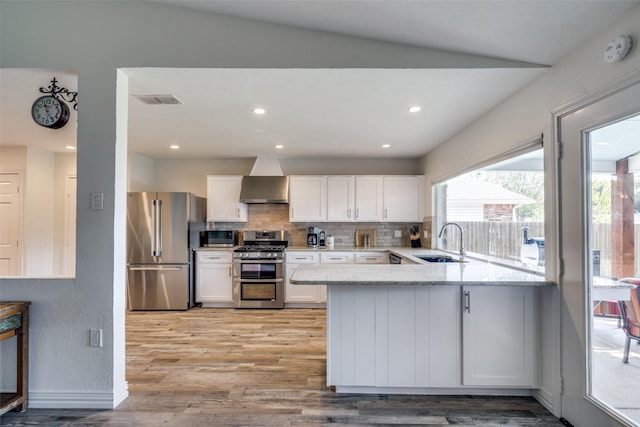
[355,229,378,247]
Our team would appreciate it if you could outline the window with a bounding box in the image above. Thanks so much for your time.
[434,148,544,272]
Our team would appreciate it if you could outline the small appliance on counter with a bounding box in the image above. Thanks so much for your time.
[307,227,321,248]
[200,230,238,247]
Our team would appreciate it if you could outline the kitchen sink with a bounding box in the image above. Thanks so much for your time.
[416,255,464,263]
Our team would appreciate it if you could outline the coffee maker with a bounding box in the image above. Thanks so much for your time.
[307,227,322,248]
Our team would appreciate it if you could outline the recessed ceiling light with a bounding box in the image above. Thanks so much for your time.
[408,106,421,113]
[65,145,76,150]
[275,144,284,149]
[596,141,610,146]
[170,145,180,150]
[253,108,266,115]
[382,144,391,148]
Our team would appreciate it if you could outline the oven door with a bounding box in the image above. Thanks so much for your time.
[233,278,284,308]
[233,259,282,279]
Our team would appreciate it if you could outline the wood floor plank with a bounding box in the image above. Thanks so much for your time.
[0,308,564,426]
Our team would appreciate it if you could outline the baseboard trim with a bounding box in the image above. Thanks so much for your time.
[29,382,129,409]
[335,386,534,396]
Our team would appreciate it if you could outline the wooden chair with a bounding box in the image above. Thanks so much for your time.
[617,278,640,364]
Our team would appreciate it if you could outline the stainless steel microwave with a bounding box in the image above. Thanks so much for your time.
[200,230,237,247]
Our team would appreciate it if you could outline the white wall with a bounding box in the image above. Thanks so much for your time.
[1,0,638,415]
[131,156,422,197]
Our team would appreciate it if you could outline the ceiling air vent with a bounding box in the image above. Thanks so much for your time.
[134,94,183,105]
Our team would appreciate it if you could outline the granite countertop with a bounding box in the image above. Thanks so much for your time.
[290,248,554,287]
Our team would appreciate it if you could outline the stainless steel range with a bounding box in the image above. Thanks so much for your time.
[232,230,289,308]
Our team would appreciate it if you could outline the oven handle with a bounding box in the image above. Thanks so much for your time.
[233,259,283,264]
[233,278,284,283]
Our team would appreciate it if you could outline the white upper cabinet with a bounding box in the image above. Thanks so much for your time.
[354,176,383,221]
[383,176,424,222]
[327,176,355,221]
[289,175,423,223]
[289,176,327,221]
[206,175,248,222]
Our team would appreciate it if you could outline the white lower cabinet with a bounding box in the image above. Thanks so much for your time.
[195,251,233,307]
[327,284,460,388]
[285,252,323,305]
[327,283,539,391]
[461,285,537,387]
[355,252,388,264]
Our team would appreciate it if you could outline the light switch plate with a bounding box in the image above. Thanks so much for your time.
[91,192,104,211]
[394,230,402,238]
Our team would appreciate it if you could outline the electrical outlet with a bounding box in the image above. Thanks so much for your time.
[423,231,429,238]
[90,329,103,348]
[394,230,402,238]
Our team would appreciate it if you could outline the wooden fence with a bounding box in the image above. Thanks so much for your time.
[438,221,639,277]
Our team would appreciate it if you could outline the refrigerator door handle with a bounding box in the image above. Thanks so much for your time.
[152,199,163,257]
[128,266,184,271]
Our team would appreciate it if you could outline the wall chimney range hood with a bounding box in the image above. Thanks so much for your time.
[239,156,289,204]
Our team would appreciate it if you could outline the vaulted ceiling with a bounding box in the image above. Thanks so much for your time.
[2,1,638,160]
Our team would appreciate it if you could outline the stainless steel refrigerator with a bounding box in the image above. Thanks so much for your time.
[126,192,205,310]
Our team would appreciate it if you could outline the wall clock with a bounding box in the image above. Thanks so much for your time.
[31,95,70,129]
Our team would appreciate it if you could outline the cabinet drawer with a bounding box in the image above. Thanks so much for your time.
[355,252,387,264]
[321,252,356,263]
[196,251,233,263]
[286,252,320,263]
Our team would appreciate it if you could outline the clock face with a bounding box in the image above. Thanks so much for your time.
[31,96,70,129]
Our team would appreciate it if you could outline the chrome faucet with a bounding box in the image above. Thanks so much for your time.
[438,222,466,262]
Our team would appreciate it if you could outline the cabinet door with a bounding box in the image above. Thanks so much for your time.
[355,252,388,264]
[195,257,233,304]
[462,286,537,387]
[327,176,355,221]
[289,176,327,222]
[383,176,423,222]
[285,252,323,304]
[206,176,248,222]
[354,176,383,221]
[320,252,355,264]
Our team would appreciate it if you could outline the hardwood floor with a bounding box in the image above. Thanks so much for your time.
[1,308,564,426]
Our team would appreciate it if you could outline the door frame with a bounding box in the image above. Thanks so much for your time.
[552,69,640,426]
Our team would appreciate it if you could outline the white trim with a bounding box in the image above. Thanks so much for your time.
[29,383,129,409]
[335,386,534,396]
[552,68,640,119]
[432,135,543,185]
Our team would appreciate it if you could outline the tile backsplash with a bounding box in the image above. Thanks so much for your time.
[209,204,423,247]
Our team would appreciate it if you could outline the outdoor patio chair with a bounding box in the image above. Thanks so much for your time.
[617,278,640,364]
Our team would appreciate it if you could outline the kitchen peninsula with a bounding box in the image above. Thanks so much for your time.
[291,250,555,396]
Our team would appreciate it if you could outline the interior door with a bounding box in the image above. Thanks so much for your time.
[0,172,23,275]
[558,78,640,426]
